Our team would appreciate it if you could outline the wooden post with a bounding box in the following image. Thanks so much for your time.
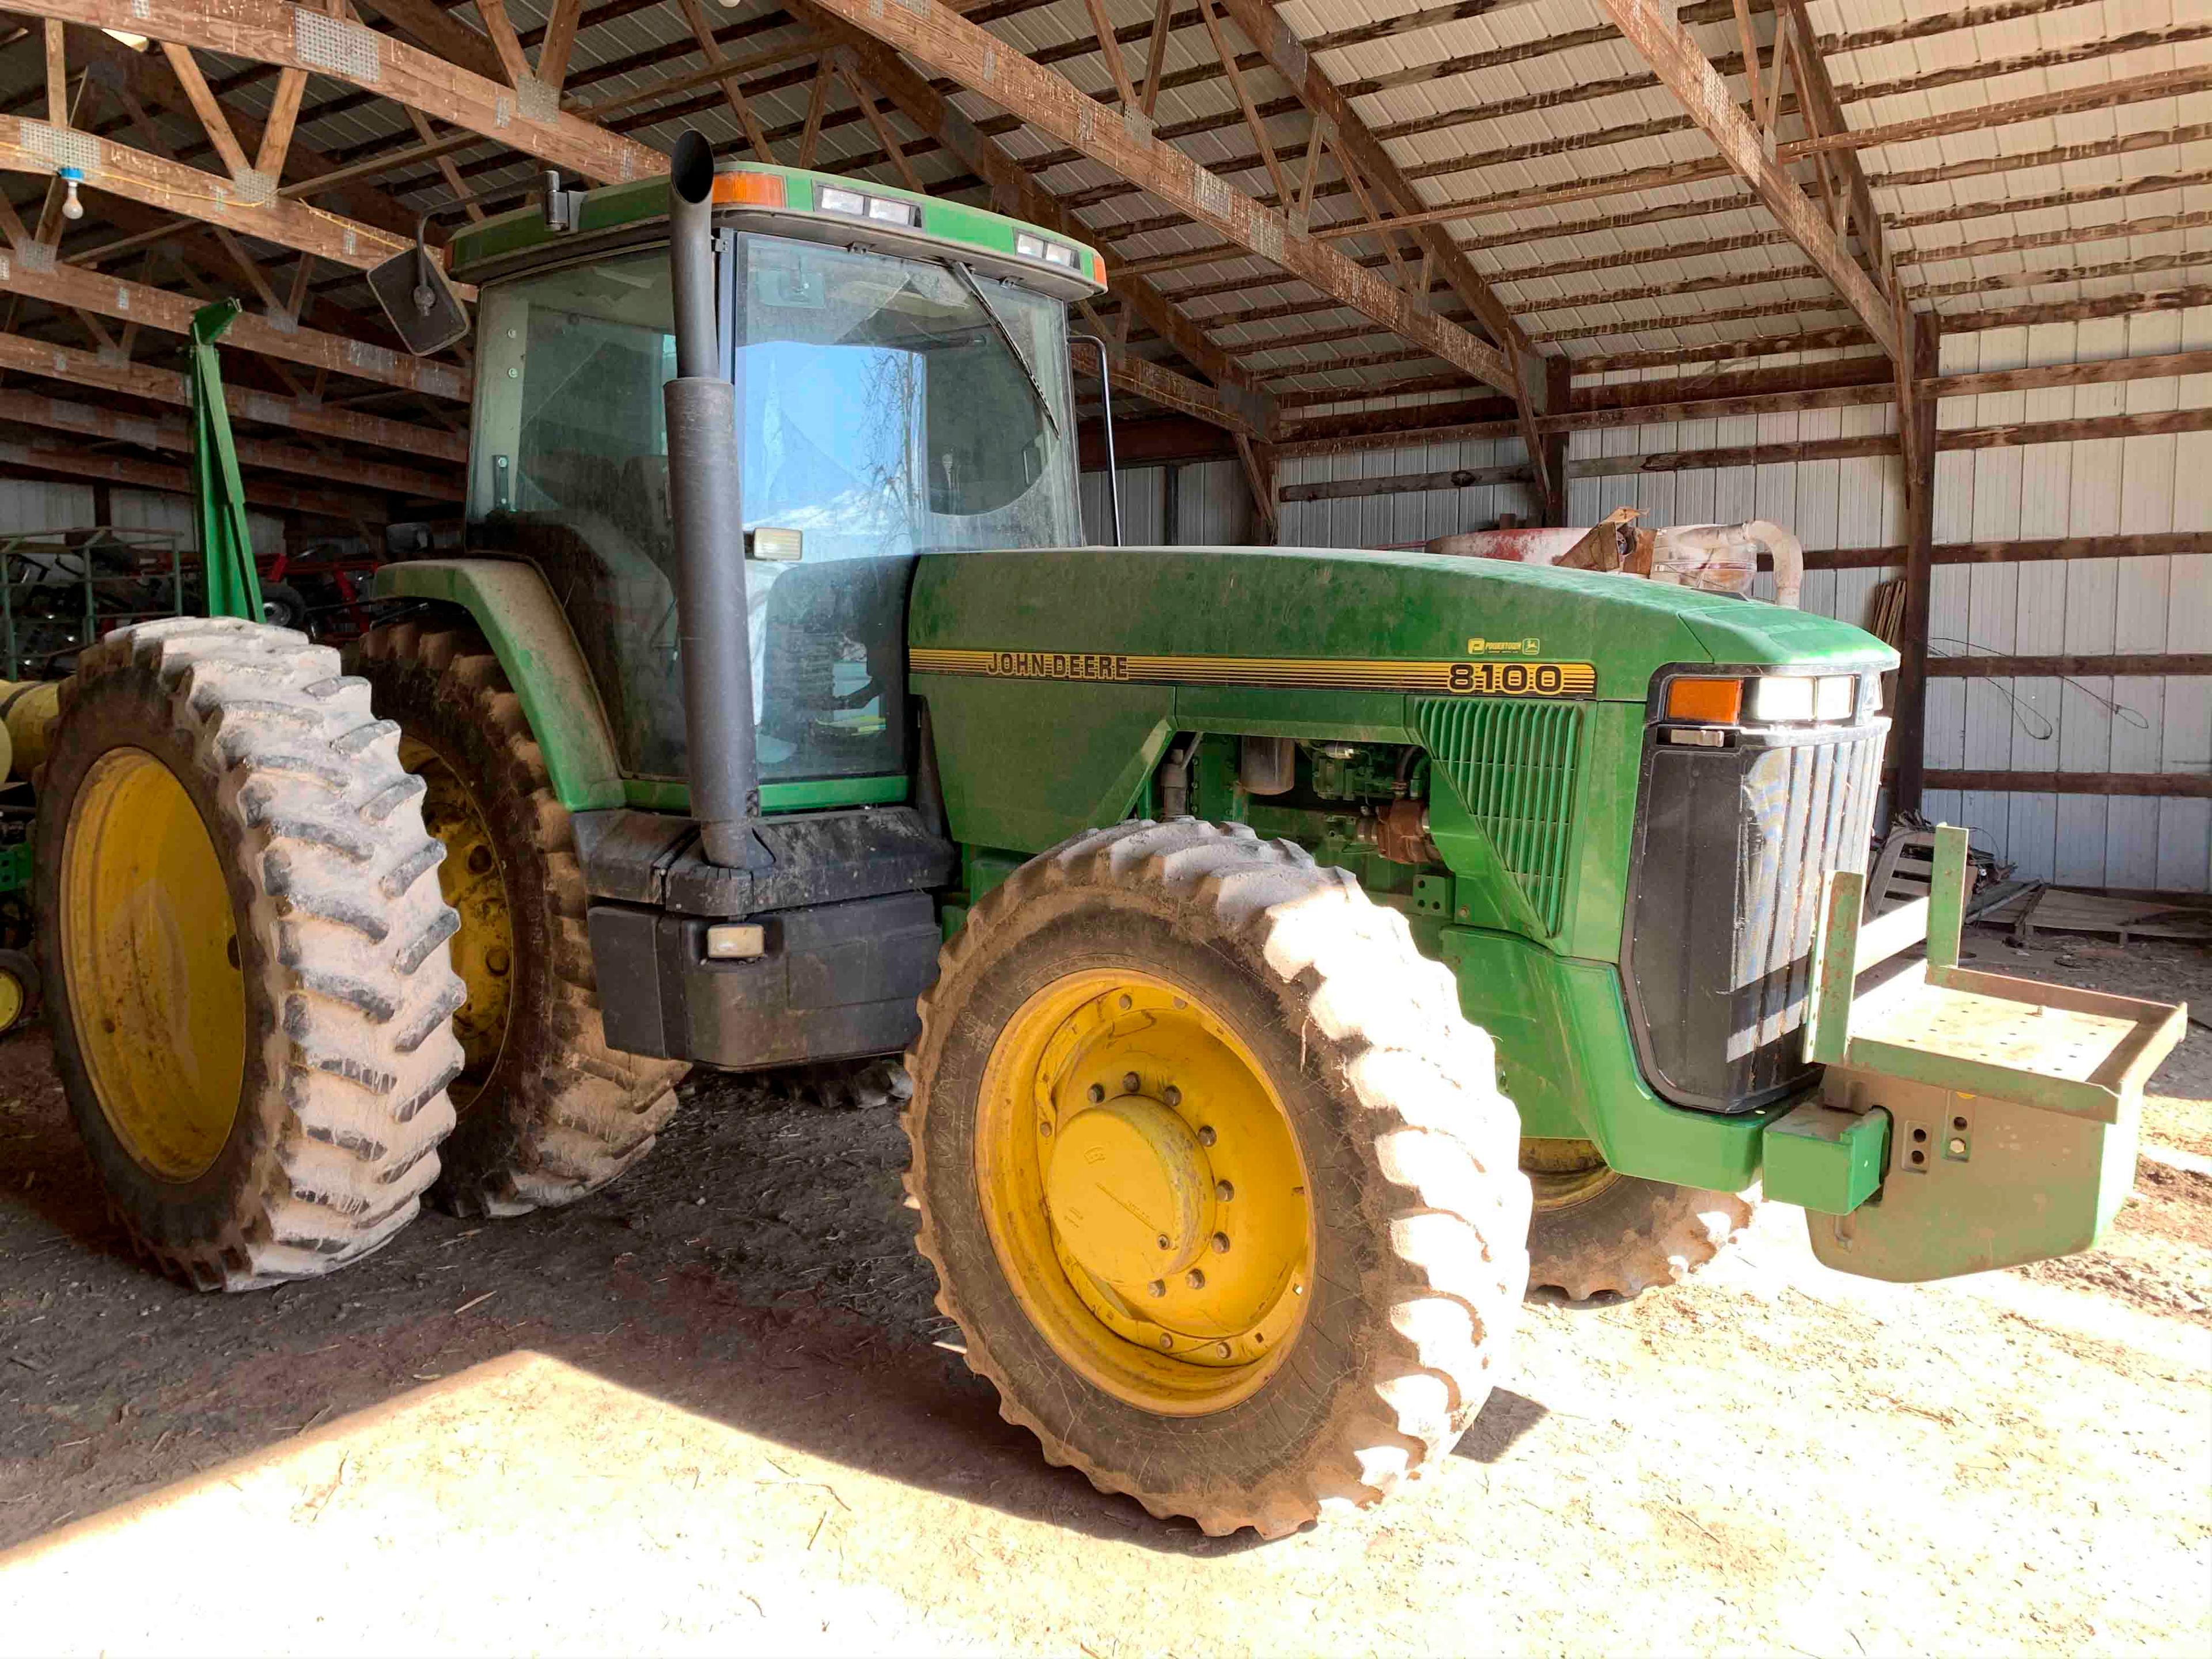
[1892,315,1938,815]
[1542,354,1572,525]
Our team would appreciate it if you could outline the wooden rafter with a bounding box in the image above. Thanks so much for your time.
[802,0,1519,400]
[18,0,661,185]
[1192,0,1292,209]
[1079,0,1144,113]
[676,0,778,162]
[790,0,1267,426]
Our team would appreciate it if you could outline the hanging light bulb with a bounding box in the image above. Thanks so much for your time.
[58,167,85,221]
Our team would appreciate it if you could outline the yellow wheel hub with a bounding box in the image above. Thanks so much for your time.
[1522,1137,1621,1211]
[402,736,512,1108]
[0,970,22,1035]
[977,971,1312,1416]
[60,748,245,1182]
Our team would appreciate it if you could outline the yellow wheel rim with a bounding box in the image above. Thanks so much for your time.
[60,748,245,1182]
[401,736,512,1108]
[0,970,24,1034]
[1522,1137,1620,1211]
[976,971,1313,1416]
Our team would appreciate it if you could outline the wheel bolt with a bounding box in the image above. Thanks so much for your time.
[1039,1120,1052,1137]
[1215,1180,1234,1202]
[1146,1279,1165,1298]
[1163,1086,1181,1107]
[1122,1071,1141,1094]
[1185,1269,1205,1290]
[1157,1334,1173,1350]
[1156,1234,1171,1251]
[1119,994,1134,1011]
[1211,1232,1230,1254]
[1198,1125,1216,1147]
[1087,1083,1104,1103]
[1216,1342,1233,1358]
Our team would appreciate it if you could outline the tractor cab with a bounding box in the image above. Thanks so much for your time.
[450,163,1103,802]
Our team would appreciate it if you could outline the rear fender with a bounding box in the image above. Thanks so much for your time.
[373,559,625,812]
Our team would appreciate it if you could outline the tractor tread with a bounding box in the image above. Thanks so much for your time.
[905,817,1529,1539]
[352,623,683,1219]
[37,616,465,1293]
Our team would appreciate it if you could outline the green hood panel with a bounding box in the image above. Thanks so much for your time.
[910,546,1893,698]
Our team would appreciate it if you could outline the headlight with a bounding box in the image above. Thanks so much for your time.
[819,186,866,216]
[1748,676,1816,723]
[1815,675,1855,721]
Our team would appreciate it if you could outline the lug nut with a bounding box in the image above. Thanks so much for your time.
[1948,1137,1967,1155]
[1119,994,1133,1011]
[1087,1083,1104,1103]
[1039,1120,1052,1137]
[1156,1234,1171,1251]
[1163,1086,1181,1107]
[1185,1269,1206,1290]
[1122,1071,1141,1094]
[1215,1180,1234,1202]
[1216,1342,1233,1358]
[1211,1232,1230,1254]
[1146,1279,1165,1298]
[1198,1125,1217,1147]
[1157,1334,1173,1350]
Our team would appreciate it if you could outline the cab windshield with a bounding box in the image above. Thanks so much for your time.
[467,229,1081,783]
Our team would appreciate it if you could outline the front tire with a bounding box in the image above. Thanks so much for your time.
[907,819,1528,1537]
[353,620,685,1217]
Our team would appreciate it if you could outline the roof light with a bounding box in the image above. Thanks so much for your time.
[867,196,919,226]
[819,186,866,217]
[1014,232,1047,259]
[1815,675,1855,721]
[1044,241,1078,267]
[711,170,786,207]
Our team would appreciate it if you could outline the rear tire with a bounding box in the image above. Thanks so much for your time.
[35,618,466,1290]
[907,819,1529,1537]
[1525,1154,1753,1301]
[353,620,685,1218]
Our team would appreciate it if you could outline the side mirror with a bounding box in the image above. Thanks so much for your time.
[366,214,468,356]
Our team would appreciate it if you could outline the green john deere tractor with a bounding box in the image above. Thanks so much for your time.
[33,135,2184,1537]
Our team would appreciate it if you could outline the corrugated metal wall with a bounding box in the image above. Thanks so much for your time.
[1268,309,2212,893]
[1081,460,1251,546]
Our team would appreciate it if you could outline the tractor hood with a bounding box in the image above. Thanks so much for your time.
[909,544,1893,703]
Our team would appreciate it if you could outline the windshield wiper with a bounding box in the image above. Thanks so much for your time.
[944,260,1058,438]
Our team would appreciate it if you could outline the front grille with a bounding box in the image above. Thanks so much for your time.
[1620,722,1885,1112]
[1416,696,1583,935]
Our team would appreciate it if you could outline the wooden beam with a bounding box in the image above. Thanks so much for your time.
[1926,350,2212,402]
[0,387,459,498]
[0,429,382,517]
[801,0,1518,400]
[675,0,778,163]
[537,0,585,93]
[1798,533,2206,571]
[0,250,471,400]
[356,0,508,85]
[43,18,64,124]
[21,0,661,185]
[1930,653,2212,679]
[0,328,467,461]
[834,55,927,194]
[1138,0,1175,119]
[1212,0,1551,502]
[254,67,309,180]
[1922,770,2212,800]
[787,1,1267,426]
[1891,320,1937,813]
[471,0,535,89]
[1078,0,1144,113]
[1594,0,1897,357]
[1193,0,1293,209]
[0,119,411,270]
[1775,0,1889,286]
[158,41,253,181]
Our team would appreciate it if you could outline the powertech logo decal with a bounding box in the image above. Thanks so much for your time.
[911,649,1597,698]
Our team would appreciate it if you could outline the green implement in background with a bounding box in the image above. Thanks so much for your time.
[187,300,264,623]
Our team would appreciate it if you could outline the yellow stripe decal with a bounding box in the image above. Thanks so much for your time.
[910,647,1597,698]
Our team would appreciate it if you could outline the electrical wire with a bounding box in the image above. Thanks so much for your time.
[1925,635,2154,743]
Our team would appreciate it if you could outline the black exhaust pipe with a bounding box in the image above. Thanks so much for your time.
[661,131,764,868]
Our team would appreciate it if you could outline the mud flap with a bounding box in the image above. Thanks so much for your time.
[1780,826,2184,1285]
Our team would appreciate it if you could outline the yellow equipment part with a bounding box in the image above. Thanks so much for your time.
[400,735,513,1106]
[1521,1136,1622,1211]
[0,966,23,1034]
[976,970,1312,1415]
[0,680,60,779]
[58,747,245,1181]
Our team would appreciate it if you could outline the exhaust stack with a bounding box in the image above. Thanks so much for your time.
[660,132,764,867]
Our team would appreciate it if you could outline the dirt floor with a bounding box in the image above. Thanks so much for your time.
[1,926,2207,1656]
